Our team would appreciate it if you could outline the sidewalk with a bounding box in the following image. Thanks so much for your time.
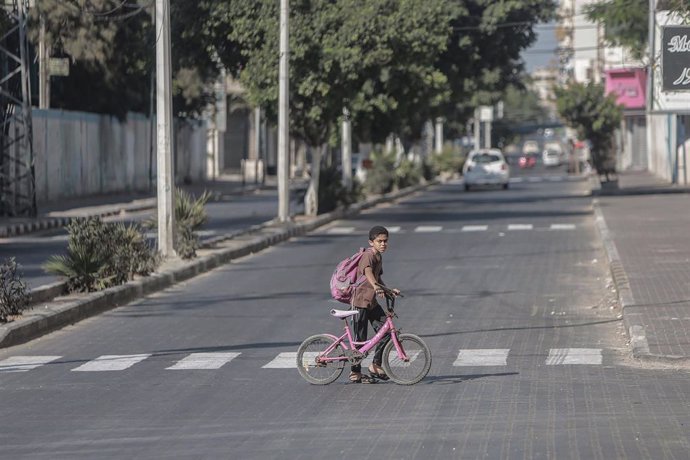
[593,170,690,363]
[0,173,276,238]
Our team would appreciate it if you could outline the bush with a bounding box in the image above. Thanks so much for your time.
[44,218,158,292]
[0,258,30,322]
[363,150,396,195]
[146,188,211,259]
[317,164,364,214]
[429,145,465,175]
[394,155,424,190]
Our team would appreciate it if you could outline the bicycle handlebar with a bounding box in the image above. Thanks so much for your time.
[375,283,403,298]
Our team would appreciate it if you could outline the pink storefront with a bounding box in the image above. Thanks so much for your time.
[605,68,648,170]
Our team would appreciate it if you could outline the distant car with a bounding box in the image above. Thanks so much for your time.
[518,154,537,168]
[542,148,563,167]
[522,140,540,155]
[462,149,510,190]
[350,153,372,183]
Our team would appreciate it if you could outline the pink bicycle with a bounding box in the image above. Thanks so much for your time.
[297,285,431,385]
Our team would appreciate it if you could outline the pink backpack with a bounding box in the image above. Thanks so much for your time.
[330,248,369,304]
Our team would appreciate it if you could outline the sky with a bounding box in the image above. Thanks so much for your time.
[523,22,559,73]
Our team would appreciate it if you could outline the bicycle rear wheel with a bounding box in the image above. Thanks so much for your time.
[382,333,431,385]
[296,334,346,385]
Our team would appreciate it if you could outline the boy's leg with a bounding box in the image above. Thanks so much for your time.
[369,303,390,367]
[350,307,369,375]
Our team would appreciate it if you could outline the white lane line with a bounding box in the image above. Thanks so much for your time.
[414,226,442,233]
[327,227,356,234]
[546,348,602,365]
[550,224,576,230]
[264,352,299,368]
[547,176,564,182]
[453,349,509,366]
[510,178,524,183]
[387,226,401,233]
[462,225,488,232]
[507,224,533,231]
[528,177,541,182]
[0,356,62,373]
[166,352,241,370]
[71,354,151,372]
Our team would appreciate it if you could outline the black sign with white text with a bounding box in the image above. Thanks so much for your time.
[662,26,690,92]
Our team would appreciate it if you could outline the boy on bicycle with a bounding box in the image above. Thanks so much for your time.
[350,225,400,383]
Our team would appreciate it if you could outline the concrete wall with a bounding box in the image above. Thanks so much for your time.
[32,109,207,206]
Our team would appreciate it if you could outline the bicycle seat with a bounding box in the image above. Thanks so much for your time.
[330,309,359,319]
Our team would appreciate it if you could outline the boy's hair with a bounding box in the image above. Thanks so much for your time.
[368,226,389,241]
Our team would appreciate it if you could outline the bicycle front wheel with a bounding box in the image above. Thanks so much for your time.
[382,333,431,385]
[296,334,346,385]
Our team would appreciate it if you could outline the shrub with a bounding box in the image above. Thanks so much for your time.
[394,155,424,190]
[429,145,465,175]
[44,217,158,292]
[317,164,364,214]
[146,188,211,259]
[0,258,30,322]
[363,150,396,195]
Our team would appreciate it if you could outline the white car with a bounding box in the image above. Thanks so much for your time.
[542,148,563,167]
[462,149,510,190]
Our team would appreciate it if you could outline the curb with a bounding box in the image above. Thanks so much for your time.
[592,198,690,364]
[2,180,437,349]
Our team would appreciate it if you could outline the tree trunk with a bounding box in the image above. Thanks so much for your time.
[304,144,324,216]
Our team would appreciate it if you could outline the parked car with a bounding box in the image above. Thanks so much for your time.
[522,140,540,155]
[350,153,372,183]
[462,149,510,190]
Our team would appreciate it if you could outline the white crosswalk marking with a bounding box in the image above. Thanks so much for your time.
[462,225,488,232]
[387,350,421,367]
[508,224,533,231]
[546,348,602,365]
[327,227,355,234]
[453,349,510,366]
[0,356,61,373]
[387,226,401,233]
[550,224,576,230]
[528,177,541,182]
[166,352,241,370]
[263,352,299,368]
[510,177,524,183]
[414,225,442,233]
[71,354,151,372]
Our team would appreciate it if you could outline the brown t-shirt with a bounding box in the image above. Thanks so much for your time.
[351,249,382,309]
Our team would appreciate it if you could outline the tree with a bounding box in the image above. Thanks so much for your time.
[436,1,557,124]
[555,82,622,181]
[492,83,552,147]
[28,0,221,118]
[585,0,690,60]
[212,0,453,214]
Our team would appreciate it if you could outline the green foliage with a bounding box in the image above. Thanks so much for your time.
[393,156,424,190]
[429,145,465,175]
[584,0,649,60]
[0,258,30,323]
[363,150,396,195]
[29,1,220,118]
[555,82,623,178]
[316,164,364,214]
[174,189,211,259]
[146,188,211,259]
[44,217,158,292]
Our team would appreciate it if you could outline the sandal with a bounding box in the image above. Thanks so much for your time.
[349,372,377,384]
[368,365,389,381]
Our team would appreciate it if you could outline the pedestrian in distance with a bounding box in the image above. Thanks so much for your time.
[349,225,400,383]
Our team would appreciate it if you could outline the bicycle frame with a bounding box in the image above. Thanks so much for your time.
[318,314,410,364]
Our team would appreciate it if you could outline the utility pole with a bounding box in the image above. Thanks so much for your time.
[341,108,352,189]
[38,14,49,109]
[277,0,290,222]
[155,0,176,257]
[434,118,443,154]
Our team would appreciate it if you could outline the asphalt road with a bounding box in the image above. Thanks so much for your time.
[1,188,305,289]
[1,164,689,459]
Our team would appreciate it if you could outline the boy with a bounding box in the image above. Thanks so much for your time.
[349,225,400,383]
